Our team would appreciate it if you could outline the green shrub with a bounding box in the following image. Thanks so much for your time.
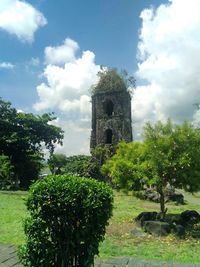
[19,174,113,267]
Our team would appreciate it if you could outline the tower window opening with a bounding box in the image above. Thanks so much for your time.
[104,100,114,116]
[105,129,113,144]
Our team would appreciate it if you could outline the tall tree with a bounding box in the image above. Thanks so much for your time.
[0,98,64,188]
[102,120,200,215]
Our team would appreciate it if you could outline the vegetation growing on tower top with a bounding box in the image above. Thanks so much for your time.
[91,68,135,95]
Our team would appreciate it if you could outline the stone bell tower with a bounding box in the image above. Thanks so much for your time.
[90,70,132,150]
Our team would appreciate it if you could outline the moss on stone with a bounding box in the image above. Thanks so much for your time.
[92,69,127,95]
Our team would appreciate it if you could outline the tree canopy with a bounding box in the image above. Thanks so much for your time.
[48,153,68,174]
[0,98,64,188]
[48,154,91,177]
[102,120,200,214]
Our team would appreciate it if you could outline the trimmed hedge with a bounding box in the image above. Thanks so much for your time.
[19,175,113,267]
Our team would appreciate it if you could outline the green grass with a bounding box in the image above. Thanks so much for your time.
[1,190,200,262]
[0,191,27,245]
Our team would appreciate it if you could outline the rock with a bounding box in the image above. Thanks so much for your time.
[135,211,158,227]
[142,188,184,204]
[165,213,181,225]
[191,231,200,238]
[172,224,186,239]
[143,189,160,203]
[180,210,200,226]
[143,221,171,236]
[165,191,184,205]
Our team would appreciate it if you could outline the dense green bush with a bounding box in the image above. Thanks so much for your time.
[19,174,113,267]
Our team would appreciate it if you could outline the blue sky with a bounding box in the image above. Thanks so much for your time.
[0,0,166,110]
[1,0,200,155]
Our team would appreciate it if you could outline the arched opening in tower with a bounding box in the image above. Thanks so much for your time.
[104,100,114,116]
[105,129,113,144]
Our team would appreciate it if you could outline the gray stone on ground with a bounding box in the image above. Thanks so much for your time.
[142,188,184,204]
[143,220,171,236]
[173,224,186,238]
[135,211,158,227]
[0,243,22,267]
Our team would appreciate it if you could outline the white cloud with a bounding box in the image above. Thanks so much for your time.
[133,0,200,138]
[59,95,91,115]
[30,57,40,66]
[34,38,100,155]
[51,118,91,156]
[44,38,79,65]
[0,61,14,69]
[0,0,47,42]
[17,109,24,113]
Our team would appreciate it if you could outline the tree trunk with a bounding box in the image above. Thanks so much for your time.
[160,190,165,214]
[159,188,167,219]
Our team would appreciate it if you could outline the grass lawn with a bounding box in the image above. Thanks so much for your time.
[0,191,27,245]
[1,190,200,262]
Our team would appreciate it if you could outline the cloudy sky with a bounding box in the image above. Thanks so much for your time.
[1,0,200,155]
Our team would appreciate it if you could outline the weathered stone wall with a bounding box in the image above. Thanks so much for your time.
[90,90,132,149]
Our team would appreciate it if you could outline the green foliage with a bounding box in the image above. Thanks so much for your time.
[143,120,200,193]
[101,141,147,190]
[19,174,113,267]
[0,155,15,190]
[48,153,68,174]
[48,151,113,181]
[102,120,200,214]
[48,154,91,177]
[64,155,91,177]
[89,145,114,181]
[91,145,113,165]
[0,98,64,189]
[91,68,135,95]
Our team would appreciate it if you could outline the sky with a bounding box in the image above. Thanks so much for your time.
[1,0,200,155]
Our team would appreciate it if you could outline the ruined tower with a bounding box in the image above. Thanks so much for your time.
[90,70,132,150]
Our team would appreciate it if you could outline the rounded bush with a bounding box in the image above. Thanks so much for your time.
[19,175,113,267]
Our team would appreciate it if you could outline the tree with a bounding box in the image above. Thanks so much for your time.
[0,98,64,189]
[0,155,15,190]
[48,154,91,176]
[48,153,68,174]
[102,120,200,215]
[63,155,91,177]
[101,141,147,190]
[48,151,113,180]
